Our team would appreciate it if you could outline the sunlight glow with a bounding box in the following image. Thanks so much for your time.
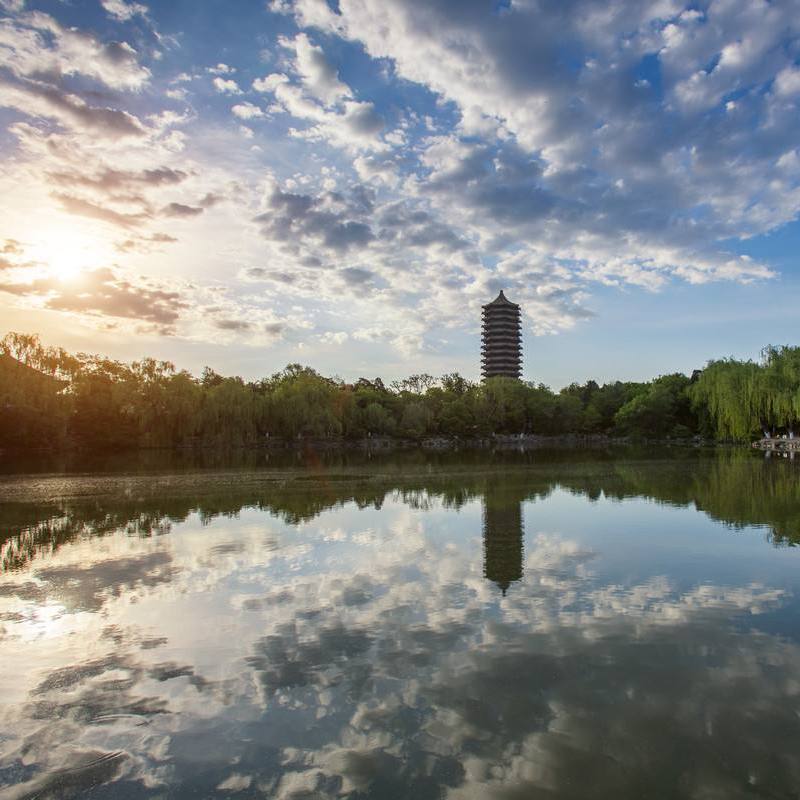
[26,225,112,281]
[21,602,69,641]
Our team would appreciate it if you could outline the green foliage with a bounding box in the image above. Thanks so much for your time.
[614,374,695,438]
[4,331,800,450]
[689,346,800,440]
[399,402,433,438]
[479,377,527,433]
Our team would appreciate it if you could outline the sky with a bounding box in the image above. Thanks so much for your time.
[0,0,799,387]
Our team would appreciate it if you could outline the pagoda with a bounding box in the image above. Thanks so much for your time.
[481,290,522,380]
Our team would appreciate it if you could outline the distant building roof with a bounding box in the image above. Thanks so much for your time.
[483,290,519,309]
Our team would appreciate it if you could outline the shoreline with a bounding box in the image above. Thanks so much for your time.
[751,438,800,452]
[0,432,726,458]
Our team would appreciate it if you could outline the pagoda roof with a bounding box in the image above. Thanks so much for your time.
[482,290,519,309]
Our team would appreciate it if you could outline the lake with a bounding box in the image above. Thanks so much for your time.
[1,447,800,799]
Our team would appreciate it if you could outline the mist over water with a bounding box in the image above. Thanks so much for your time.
[1,448,800,798]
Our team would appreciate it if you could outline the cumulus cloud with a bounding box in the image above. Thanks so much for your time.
[1,239,23,256]
[285,32,351,105]
[207,62,235,75]
[252,72,289,92]
[250,33,388,153]
[774,64,800,97]
[248,176,591,339]
[231,101,264,120]
[0,11,151,90]
[215,318,252,332]
[212,76,242,94]
[270,0,795,297]
[0,0,797,364]
[100,0,149,22]
[320,330,349,345]
[253,181,375,253]
[265,78,386,150]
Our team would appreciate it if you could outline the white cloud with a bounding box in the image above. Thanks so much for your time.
[286,32,351,105]
[267,0,795,298]
[252,72,289,92]
[207,62,235,75]
[231,102,264,120]
[0,12,151,90]
[0,0,797,367]
[0,77,146,139]
[100,0,149,21]
[212,76,242,94]
[320,330,349,345]
[774,64,800,96]
[269,80,386,151]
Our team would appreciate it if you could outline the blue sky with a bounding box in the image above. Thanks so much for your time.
[0,0,798,387]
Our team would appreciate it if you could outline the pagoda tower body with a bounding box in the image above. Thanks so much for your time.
[481,291,522,380]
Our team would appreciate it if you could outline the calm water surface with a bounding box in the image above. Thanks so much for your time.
[1,448,800,798]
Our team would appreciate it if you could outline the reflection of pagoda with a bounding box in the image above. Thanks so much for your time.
[481,291,522,379]
[482,490,524,595]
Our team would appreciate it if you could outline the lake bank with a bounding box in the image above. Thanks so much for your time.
[751,437,800,452]
[1,431,721,464]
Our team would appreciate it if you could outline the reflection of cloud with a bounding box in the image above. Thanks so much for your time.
[34,550,177,612]
[1,490,799,798]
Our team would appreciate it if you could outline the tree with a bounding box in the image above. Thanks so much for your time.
[399,402,432,438]
[479,378,527,433]
[364,402,396,435]
[524,384,558,434]
[690,360,762,440]
[614,374,694,438]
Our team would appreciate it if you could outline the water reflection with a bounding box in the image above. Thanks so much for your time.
[482,487,524,595]
[4,449,800,576]
[1,450,800,798]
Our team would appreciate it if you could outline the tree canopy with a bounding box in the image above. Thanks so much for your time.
[2,331,798,450]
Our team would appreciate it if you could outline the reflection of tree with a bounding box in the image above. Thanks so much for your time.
[482,481,526,594]
[4,448,800,574]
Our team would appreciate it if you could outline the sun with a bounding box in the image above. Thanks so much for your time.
[45,245,86,280]
[26,225,113,281]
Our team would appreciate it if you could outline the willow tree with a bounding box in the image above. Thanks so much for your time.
[758,345,800,432]
[201,377,267,445]
[689,359,763,440]
[266,366,343,438]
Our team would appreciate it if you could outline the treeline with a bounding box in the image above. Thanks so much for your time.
[1,332,798,450]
